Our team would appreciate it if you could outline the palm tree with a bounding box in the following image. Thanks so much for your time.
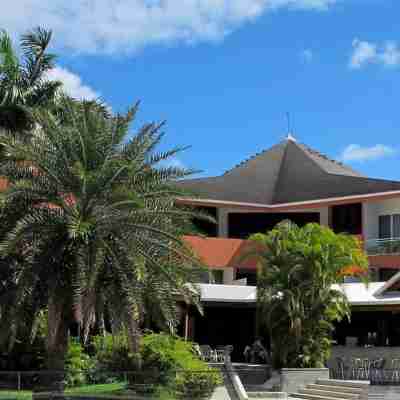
[0,27,61,135]
[247,221,368,368]
[0,98,203,388]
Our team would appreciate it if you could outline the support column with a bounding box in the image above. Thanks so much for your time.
[320,207,330,227]
[217,208,228,238]
[184,306,189,341]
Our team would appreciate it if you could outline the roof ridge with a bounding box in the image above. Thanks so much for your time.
[297,141,345,167]
[222,141,287,176]
[294,141,361,176]
[272,138,291,203]
[222,149,268,175]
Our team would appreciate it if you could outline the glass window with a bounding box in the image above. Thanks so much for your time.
[393,214,400,238]
[211,270,224,284]
[379,215,391,239]
[199,270,224,284]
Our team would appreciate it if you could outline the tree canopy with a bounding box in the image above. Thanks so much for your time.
[249,221,369,368]
[0,27,61,134]
[0,97,204,372]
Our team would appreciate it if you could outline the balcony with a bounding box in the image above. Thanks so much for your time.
[365,237,400,256]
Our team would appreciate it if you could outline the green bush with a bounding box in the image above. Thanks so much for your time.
[89,332,222,398]
[65,338,94,387]
[141,333,222,399]
[91,333,134,371]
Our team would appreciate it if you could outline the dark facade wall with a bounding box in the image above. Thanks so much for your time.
[228,212,320,239]
[331,203,362,235]
[193,305,257,362]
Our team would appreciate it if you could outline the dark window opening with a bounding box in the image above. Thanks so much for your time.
[379,268,399,282]
[199,269,224,284]
[379,214,400,239]
[228,212,320,239]
[379,215,392,239]
[236,269,257,286]
[331,203,362,235]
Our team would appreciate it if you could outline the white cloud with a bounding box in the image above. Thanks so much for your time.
[349,39,377,69]
[340,144,396,163]
[46,66,100,101]
[381,41,400,67]
[350,39,400,69]
[1,0,337,55]
[300,49,313,63]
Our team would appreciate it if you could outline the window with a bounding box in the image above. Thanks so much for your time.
[379,214,400,239]
[211,270,224,284]
[199,270,224,284]
[394,215,400,238]
[379,215,391,238]
[379,268,399,282]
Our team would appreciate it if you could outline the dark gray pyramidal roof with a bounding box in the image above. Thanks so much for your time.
[179,137,400,204]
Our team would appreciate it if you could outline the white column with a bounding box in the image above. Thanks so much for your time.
[320,207,330,227]
[223,268,235,284]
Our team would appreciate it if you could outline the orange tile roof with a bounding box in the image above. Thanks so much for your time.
[183,235,259,269]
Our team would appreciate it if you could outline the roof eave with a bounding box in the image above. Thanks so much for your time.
[176,190,400,211]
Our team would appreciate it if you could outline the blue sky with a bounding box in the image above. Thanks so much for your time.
[3,0,400,179]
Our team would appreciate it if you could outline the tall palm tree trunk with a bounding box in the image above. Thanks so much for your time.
[34,294,69,397]
[126,315,142,371]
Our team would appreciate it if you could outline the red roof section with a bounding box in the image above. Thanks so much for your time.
[183,235,259,269]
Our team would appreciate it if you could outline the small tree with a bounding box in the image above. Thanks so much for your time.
[249,221,368,368]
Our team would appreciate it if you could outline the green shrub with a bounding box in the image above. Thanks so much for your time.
[175,370,222,399]
[65,338,94,387]
[89,332,222,398]
[141,333,222,398]
[91,333,134,371]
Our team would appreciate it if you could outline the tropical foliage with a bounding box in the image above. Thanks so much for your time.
[249,221,368,368]
[0,96,204,375]
[0,27,60,135]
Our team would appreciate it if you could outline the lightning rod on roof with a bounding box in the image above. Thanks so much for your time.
[285,112,297,142]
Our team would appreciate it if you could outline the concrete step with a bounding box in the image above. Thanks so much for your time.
[316,380,369,390]
[290,393,349,400]
[306,384,363,395]
[248,392,287,399]
[298,388,360,400]
[233,363,271,386]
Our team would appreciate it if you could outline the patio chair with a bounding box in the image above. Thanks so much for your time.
[335,357,346,380]
[199,345,217,362]
[391,358,400,383]
[370,358,385,384]
[351,358,367,380]
[362,358,371,380]
[215,345,229,363]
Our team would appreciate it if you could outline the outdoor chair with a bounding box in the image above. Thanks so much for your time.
[391,359,400,382]
[370,358,385,384]
[199,345,217,362]
[215,345,229,362]
[335,357,346,380]
[351,358,369,380]
[362,358,371,380]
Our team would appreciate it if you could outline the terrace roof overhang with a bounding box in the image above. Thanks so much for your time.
[198,282,400,308]
[177,190,400,212]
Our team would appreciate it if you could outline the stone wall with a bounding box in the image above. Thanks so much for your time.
[329,346,400,369]
[280,368,329,394]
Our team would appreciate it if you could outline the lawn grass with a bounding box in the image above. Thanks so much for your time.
[0,382,131,399]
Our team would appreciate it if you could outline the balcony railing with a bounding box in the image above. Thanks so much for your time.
[365,237,400,255]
